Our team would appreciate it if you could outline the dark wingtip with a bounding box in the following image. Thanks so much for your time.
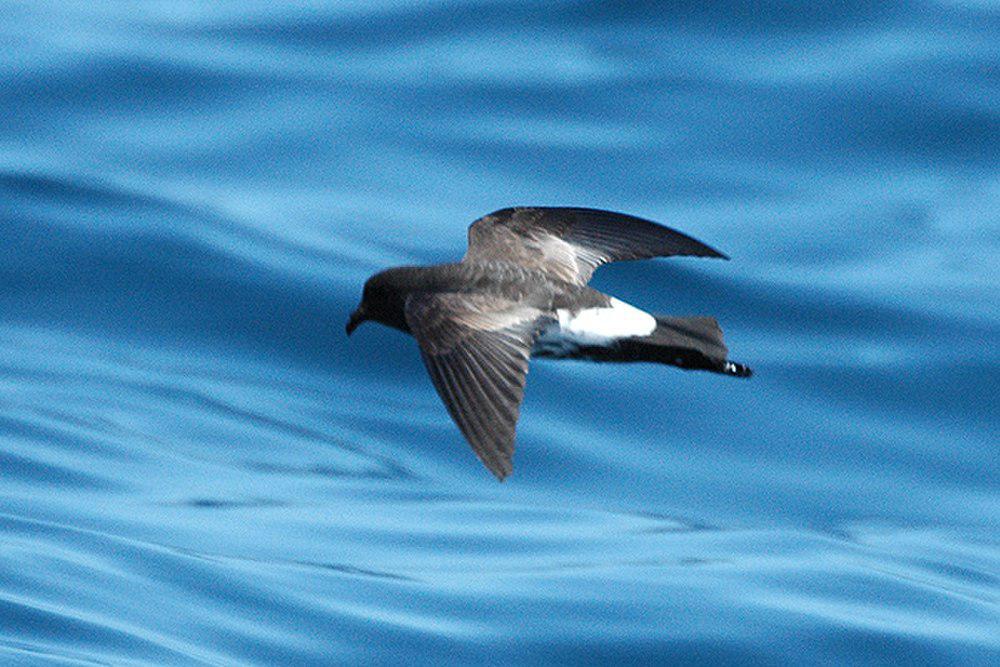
[491,464,512,482]
[703,245,729,260]
[476,448,512,481]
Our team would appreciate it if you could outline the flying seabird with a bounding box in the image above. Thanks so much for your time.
[347,207,751,480]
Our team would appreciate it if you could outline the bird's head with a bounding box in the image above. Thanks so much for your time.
[346,267,414,335]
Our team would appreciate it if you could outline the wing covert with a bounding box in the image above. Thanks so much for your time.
[464,206,727,284]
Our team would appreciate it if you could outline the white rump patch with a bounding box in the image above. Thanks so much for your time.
[534,298,656,356]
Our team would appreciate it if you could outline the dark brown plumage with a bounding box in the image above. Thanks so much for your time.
[347,207,750,480]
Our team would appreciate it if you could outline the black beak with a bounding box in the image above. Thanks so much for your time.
[346,307,366,336]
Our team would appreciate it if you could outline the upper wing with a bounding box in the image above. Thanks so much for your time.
[404,292,544,480]
[464,207,727,285]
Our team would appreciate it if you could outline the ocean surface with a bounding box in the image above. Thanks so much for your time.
[1,1,998,664]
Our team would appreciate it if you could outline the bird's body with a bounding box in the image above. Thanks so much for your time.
[349,261,607,330]
[347,207,752,479]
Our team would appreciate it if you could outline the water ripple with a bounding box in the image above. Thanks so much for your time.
[1,0,997,663]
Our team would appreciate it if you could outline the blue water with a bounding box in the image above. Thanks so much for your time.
[2,1,998,664]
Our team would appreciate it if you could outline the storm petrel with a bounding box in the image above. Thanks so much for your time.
[347,207,751,480]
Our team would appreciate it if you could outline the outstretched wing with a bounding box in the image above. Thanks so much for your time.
[464,207,727,285]
[404,292,544,480]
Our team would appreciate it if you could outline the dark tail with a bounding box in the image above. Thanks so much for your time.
[617,316,753,378]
